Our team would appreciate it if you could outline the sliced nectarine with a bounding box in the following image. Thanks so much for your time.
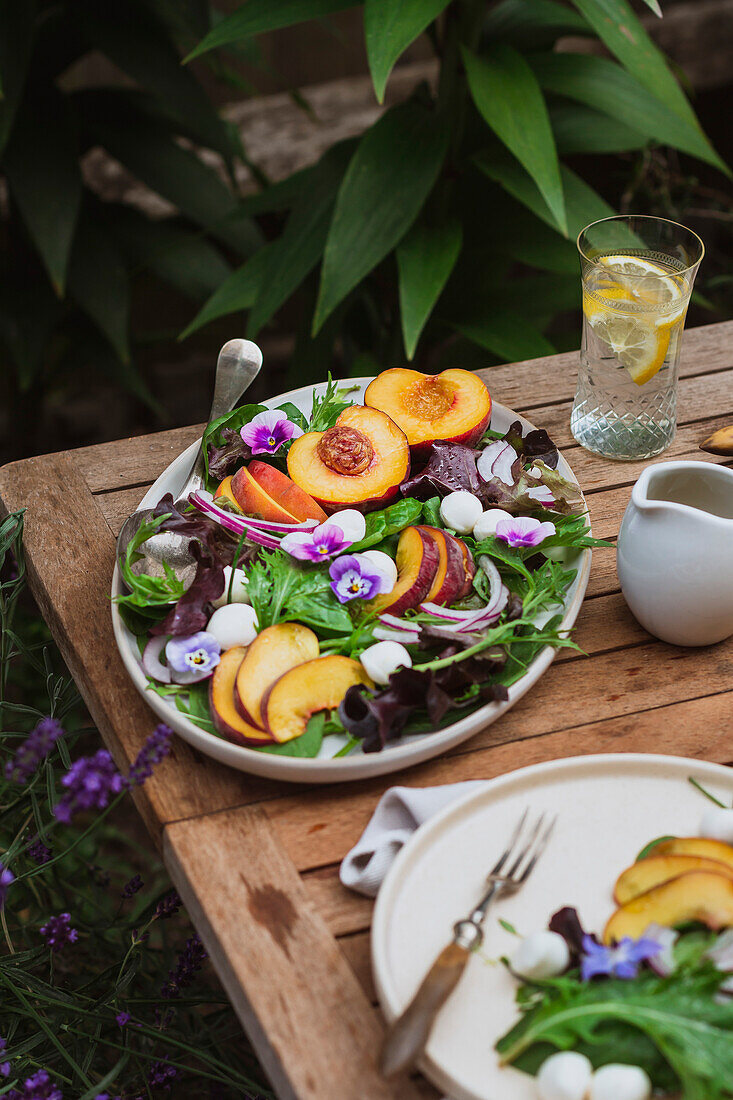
[287,406,410,512]
[209,647,274,747]
[248,460,327,522]
[262,655,373,743]
[419,526,467,606]
[371,525,441,614]
[451,533,476,597]
[604,870,733,944]
[645,837,733,869]
[235,622,320,727]
[364,368,491,453]
[614,854,733,905]
[231,465,298,523]
[214,476,241,509]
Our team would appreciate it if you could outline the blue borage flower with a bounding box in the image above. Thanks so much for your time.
[328,554,394,604]
[240,409,303,455]
[581,932,662,980]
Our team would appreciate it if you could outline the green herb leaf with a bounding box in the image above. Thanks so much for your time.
[114,515,187,611]
[246,549,352,635]
[308,375,356,432]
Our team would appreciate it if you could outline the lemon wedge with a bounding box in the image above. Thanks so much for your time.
[587,312,670,386]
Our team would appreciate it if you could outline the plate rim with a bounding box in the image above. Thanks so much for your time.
[371,750,733,1100]
[110,378,592,783]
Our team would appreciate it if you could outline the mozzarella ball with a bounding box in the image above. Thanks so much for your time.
[360,641,412,685]
[210,566,250,609]
[328,508,366,544]
[473,508,514,541]
[440,491,483,534]
[361,549,398,588]
[206,604,258,650]
[700,806,733,844]
[537,1052,593,1100]
[589,1064,651,1100]
[512,931,570,980]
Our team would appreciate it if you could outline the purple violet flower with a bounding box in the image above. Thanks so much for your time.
[7,1069,63,1100]
[495,515,556,548]
[53,749,124,824]
[161,932,207,999]
[281,522,352,562]
[115,1011,130,1027]
[0,863,14,909]
[155,890,182,920]
[165,633,220,685]
[40,912,78,953]
[127,724,173,788]
[122,873,144,899]
[28,838,51,865]
[580,933,662,981]
[328,554,393,605]
[5,717,64,784]
[240,410,303,455]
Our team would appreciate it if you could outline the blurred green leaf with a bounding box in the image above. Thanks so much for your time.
[453,313,555,361]
[0,280,62,390]
[639,0,662,13]
[484,0,589,46]
[550,102,647,154]
[365,0,449,103]
[4,91,82,295]
[184,0,356,62]
[463,45,567,236]
[179,244,275,338]
[0,0,35,156]
[248,140,354,336]
[314,99,448,333]
[397,216,462,358]
[530,52,729,173]
[67,214,130,364]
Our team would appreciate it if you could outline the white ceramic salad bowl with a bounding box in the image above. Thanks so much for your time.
[111,378,592,784]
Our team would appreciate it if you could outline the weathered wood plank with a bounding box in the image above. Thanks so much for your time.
[164,806,422,1100]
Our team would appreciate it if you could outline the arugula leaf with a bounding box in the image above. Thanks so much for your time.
[349,497,424,552]
[540,512,612,551]
[146,680,216,736]
[114,515,187,611]
[246,548,352,634]
[257,711,325,757]
[308,374,358,432]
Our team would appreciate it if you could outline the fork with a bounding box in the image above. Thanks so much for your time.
[379,808,556,1078]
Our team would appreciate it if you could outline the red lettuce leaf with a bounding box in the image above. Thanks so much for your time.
[400,441,481,499]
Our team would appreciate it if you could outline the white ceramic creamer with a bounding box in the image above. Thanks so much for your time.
[617,460,733,646]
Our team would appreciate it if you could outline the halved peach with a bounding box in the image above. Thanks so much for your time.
[262,655,373,743]
[214,476,241,509]
[645,837,733,869]
[209,647,274,747]
[604,870,733,944]
[371,525,440,614]
[235,622,320,727]
[364,368,491,453]
[419,526,468,606]
[248,460,327,522]
[287,406,410,513]
[614,854,733,905]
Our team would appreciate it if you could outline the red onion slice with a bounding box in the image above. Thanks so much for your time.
[142,636,171,683]
[374,625,420,643]
[477,441,518,486]
[418,602,475,622]
[189,491,282,549]
[378,613,422,633]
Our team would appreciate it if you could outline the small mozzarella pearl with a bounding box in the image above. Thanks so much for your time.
[473,508,514,540]
[537,1052,593,1100]
[361,549,398,588]
[700,806,733,844]
[512,931,570,980]
[360,641,412,685]
[328,508,366,544]
[589,1064,651,1100]
[206,604,258,650]
[210,566,250,608]
[440,491,483,534]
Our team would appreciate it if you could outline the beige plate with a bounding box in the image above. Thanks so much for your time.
[372,753,733,1100]
[111,379,591,784]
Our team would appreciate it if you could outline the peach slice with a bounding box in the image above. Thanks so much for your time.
[371,525,441,614]
[248,460,327,522]
[209,647,274,747]
[262,655,373,743]
[364,368,491,453]
[235,622,320,728]
[287,406,410,513]
[604,870,733,944]
[419,526,468,606]
[645,837,733,869]
[214,476,241,509]
[231,465,299,523]
[614,854,733,905]
[453,534,476,597]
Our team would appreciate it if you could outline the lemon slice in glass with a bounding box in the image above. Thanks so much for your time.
[587,312,670,386]
[597,254,684,311]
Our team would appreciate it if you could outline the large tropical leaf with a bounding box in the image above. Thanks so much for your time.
[397,216,462,358]
[184,0,356,63]
[550,103,647,155]
[453,313,556,361]
[0,0,35,157]
[365,0,450,103]
[4,91,82,295]
[529,52,728,173]
[484,0,589,47]
[179,245,275,339]
[0,279,62,390]
[313,98,448,334]
[67,214,130,364]
[463,45,567,236]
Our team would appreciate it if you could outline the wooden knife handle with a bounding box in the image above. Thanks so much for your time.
[379,940,471,1078]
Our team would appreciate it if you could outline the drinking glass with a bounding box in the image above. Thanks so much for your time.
[570,215,704,460]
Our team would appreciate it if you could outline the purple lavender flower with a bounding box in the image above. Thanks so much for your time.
[281,522,352,562]
[495,515,556,548]
[165,633,220,685]
[28,838,51,865]
[240,410,303,455]
[116,1011,130,1027]
[581,933,662,980]
[155,890,182,920]
[162,933,207,999]
[53,749,124,823]
[122,873,144,898]
[7,1069,63,1100]
[4,718,64,784]
[1,1062,10,1077]
[328,554,393,604]
[40,912,78,953]
[0,863,14,909]
[127,724,173,787]
[148,1057,177,1090]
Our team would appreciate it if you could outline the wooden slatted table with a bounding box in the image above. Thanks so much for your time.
[2,320,732,1100]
